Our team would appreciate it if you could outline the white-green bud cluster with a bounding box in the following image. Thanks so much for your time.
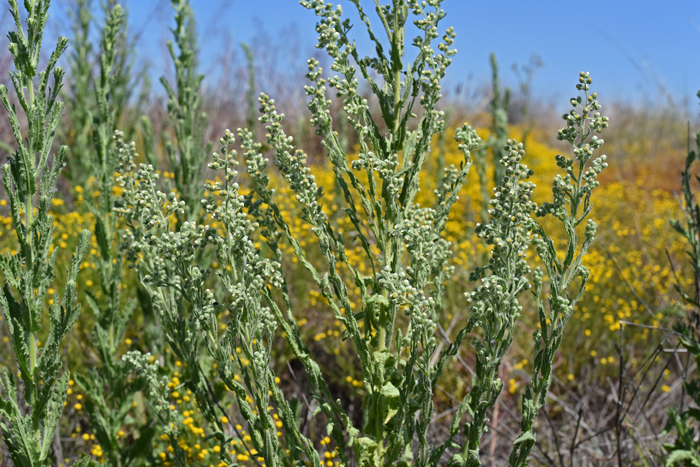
[259,93,327,226]
[455,138,538,465]
[539,73,609,223]
[115,132,185,231]
[122,351,184,461]
[378,267,418,306]
[470,139,537,282]
[116,126,298,467]
[509,75,608,467]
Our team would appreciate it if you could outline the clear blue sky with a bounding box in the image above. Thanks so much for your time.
[43,0,700,110]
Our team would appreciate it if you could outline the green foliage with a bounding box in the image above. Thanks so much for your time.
[70,4,155,467]
[0,1,615,465]
[509,72,608,466]
[474,54,511,221]
[661,322,700,467]
[0,1,91,465]
[160,0,210,225]
[487,53,511,185]
[665,96,700,467]
[122,351,185,467]
[64,0,93,183]
[65,0,145,186]
[99,0,149,143]
[109,2,609,466]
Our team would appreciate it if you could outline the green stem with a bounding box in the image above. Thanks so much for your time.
[393,66,401,135]
[391,3,401,137]
[28,330,36,379]
[109,323,115,354]
[25,76,38,436]
[373,28,404,459]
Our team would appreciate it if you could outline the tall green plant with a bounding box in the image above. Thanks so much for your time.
[101,0,147,142]
[512,53,543,149]
[488,53,510,185]
[241,42,257,133]
[111,2,609,467]
[64,0,94,184]
[459,138,537,464]
[70,5,156,467]
[0,1,91,465]
[65,0,144,188]
[115,128,322,467]
[665,104,700,466]
[474,54,511,221]
[508,72,609,466]
[248,1,472,463]
[161,0,210,225]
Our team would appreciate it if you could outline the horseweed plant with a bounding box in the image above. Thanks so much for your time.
[106,2,611,467]
[665,97,700,465]
[64,0,145,186]
[0,1,91,465]
[0,0,612,465]
[473,54,510,222]
[69,4,157,466]
[485,53,510,187]
[508,72,608,466]
[63,0,93,183]
[160,0,210,226]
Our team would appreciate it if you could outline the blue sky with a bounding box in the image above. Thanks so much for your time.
[43,0,700,110]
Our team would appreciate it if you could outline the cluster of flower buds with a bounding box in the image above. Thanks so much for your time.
[304,59,334,131]
[259,93,327,226]
[122,351,181,442]
[409,297,438,346]
[467,137,537,312]
[377,267,419,308]
[114,131,185,232]
[540,74,609,223]
[471,139,537,281]
[417,23,455,105]
[559,72,609,146]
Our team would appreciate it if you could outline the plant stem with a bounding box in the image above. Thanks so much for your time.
[25,55,39,439]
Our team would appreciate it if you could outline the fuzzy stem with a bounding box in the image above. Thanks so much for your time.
[26,74,39,437]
